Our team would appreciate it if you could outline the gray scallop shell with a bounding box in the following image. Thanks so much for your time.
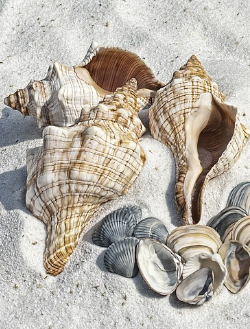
[92,205,142,247]
[227,182,250,214]
[104,237,139,278]
[207,206,247,239]
[133,217,169,243]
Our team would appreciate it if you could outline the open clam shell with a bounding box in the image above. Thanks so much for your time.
[218,240,250,293]
[136,239,183,295]
[167,225,222,261]
[133,217,168,243]
[104,237,139,278]
[207,206,247,240]
[176,267,214,305]
[227,182,250,214]
[149,55,249,224]
[92,205,142,247]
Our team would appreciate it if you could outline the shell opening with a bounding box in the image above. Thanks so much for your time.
[184,93,236,224]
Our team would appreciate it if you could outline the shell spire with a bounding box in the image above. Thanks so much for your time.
[149,55,249,224]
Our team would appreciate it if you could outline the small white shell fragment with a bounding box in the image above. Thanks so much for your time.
[136,239,183,295]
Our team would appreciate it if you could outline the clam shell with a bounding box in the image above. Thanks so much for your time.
[104,237,139,278]
[207,206,247,240]
[26,80,146,275]
[230,216,250,247]
[4,43,164,128]
[227,182,250,215]
[136,238,183,295]
[218,240,250,293]
[92,205,142,247]
[176,267,214,305]
[133,217,169,243]
[149,55,249,224]
[167,225,222,261]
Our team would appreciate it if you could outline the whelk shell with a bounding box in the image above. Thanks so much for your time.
[218,240,250,293]
[133,217,169,243]
[92,205,142,247]
[104,237,139,278]
[136,238,183,295]
[26,79,146,275]
[149,55,249,224]
[167,225,222,261]
[4,42,164,128]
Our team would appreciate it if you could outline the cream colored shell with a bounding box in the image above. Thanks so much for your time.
[149,55,249,224]
[26,79,146,275]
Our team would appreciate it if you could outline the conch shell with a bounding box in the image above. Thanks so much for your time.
[149,55,249,224]
[4,43,164,128]
[26,79,146,275]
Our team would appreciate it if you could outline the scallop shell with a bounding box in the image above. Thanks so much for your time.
[207,206,247,240]
[103,237,139,278]
[136,238,183,295]
[92,205,142,247]
[167,225,222,261]
[4,43,164,128]
[149,55,250,224]
[218,240,250,293]
[133,217,169,243]
[26,79,146,275]
[176,267,214,305]
[226,182,250,214]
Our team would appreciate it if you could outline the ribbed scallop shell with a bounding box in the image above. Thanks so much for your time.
[149,55,249,224]
[136,238,183,295]
[167,225,222,261]
[104,237,139,278]
[133,217,168,243]
[4,43,164,128]
[218,240,250,293]
[26,80,146,275]
[92,205,141,247]
[227,182,250,214]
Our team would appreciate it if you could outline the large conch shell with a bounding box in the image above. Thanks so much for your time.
[26,79,146,275]
[149,55,249,224]
[4,42,164,128]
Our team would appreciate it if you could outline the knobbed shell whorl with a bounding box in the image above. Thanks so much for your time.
[149,55,250,224]
[26,80,146,275]
[4,43,164,128]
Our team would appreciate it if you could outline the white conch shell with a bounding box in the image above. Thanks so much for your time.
[149,55,249,224]
[4,43,164,128]
[26,79,146,275]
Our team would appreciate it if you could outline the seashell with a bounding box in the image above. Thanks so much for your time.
[176,267,214,305]
[230,216,250,247]
[103,237,139,278]
[226,182,250,214]
[136,238,183,295]
[26,79,146,275]
[207,206,247,241]
[218,240,250,293]
[167,225,222,261]
[149,55,250,224]
[133,217,169,243]
[4,43,164,128]
[92,205,142,247]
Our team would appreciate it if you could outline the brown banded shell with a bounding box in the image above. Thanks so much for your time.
[26,79,146,275]
[4,43,164,128]
[218,240,250,293]
[149,55,249,224]
[136,238,183,295]
[230,216,250,247]
[167,225,222,262]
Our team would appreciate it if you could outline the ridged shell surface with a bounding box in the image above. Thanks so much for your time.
[4,43,164,128]
[133,217,168,243]
[26,80,146,275]
[227,182,250,214]
[149,55,249,224]
[230,216,250,247]
[104,237,139,278]
[92,205,141,247]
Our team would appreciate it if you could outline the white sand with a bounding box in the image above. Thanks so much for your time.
[1,1,250,328]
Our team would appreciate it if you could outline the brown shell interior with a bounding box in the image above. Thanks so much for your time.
[84,47,165,92]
